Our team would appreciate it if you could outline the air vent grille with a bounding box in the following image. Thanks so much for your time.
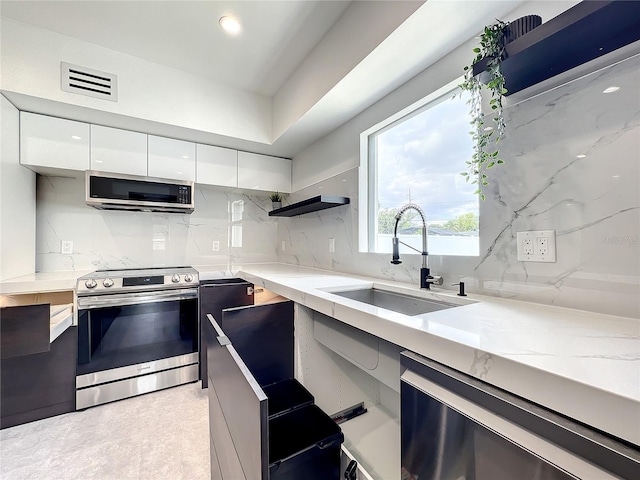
[61,62,118,102]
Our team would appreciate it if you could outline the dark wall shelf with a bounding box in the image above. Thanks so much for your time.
[269,195,350,217]
[472,1,640,96]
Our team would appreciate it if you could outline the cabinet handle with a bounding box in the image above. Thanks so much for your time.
[344,460,358,480]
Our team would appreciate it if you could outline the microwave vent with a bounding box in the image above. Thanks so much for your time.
[61,62,118,102]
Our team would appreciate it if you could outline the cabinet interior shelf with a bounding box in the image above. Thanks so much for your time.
[269,195,350,217]
[472,0,640,96]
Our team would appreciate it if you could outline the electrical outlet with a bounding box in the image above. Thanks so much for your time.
[329,238,335,253]
[212,241,220,252]
[281,241,286,252]
[517,230,556,262]
[537,236,548,257]
[61,240,73,255]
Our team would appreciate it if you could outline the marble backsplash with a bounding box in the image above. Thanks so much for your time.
[277,55,640,318]
[36,176,278,271]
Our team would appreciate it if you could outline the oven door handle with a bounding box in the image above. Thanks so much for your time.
[78,288,198,309]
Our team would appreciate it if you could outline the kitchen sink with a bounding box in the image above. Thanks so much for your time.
[330,287,459,316]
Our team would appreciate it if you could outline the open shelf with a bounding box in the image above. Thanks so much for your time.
[472,1,640,96]
[268,195,350,217]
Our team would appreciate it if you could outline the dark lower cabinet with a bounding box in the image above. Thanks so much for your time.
[1,326,77,429]
[199,279,254,388]
[207,301,343,480]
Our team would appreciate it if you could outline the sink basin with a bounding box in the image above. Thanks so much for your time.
[331,287,459,316]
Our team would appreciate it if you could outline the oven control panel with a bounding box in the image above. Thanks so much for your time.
[77,268,199,295]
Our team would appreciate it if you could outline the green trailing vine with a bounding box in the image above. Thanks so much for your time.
[459,20,509,201]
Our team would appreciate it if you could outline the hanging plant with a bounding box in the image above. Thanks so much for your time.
[459,19,509,201]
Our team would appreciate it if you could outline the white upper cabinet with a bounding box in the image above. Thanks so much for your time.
[196,144,237,187]
[237,152,291,193]
[148,135,196,182]
[90,125,147,176]
[20,112,89,173]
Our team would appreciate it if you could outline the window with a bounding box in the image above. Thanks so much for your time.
[361,82,479,256]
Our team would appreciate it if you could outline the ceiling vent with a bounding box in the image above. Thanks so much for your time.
[61,62,118,102]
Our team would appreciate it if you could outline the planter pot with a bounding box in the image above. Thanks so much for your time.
[272,201,282,210]
[472,15,542,81]
[503,15,542,45]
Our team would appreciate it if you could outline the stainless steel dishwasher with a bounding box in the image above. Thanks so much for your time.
[401,351,639,480]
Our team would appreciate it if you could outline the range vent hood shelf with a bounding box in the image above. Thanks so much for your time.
[269,196,350,217]
[472,1,640,96]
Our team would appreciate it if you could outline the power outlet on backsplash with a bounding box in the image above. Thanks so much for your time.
[61,240,73,255]
[517,231,556,262]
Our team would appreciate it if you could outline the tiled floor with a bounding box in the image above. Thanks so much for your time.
[0,383,209,480]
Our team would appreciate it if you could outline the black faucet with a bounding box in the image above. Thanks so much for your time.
[390,203,443,289]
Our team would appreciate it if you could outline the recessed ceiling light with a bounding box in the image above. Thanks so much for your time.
[612,175,620,179]
[576,154,587,158]
[177,171,184,175]
[181,155,189,159]
[219,16,241,35]
[71,135,82,140]
[602,86,620,94]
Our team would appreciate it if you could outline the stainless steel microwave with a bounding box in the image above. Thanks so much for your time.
[86,171,195,214]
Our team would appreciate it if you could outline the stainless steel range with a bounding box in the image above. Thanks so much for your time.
[75,266,199,409]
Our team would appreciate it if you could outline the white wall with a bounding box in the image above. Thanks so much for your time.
[0,95,36,280]
[280,48,640,318]
[0,18,271,145]
[272,0,422,140]
[35,177,278,272]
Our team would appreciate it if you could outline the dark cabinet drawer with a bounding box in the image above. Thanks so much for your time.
[1,304,50,358]
[207,301,343,480]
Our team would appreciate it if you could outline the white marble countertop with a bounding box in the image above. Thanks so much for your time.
[1,272,83,342]
[3,263,638,445]
[234,263,640,447]
[0,271,90,295]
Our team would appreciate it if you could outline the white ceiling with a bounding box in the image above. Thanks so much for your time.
[0,0,351,97]
[2,1,573,158]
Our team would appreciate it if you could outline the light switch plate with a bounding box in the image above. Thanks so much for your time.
[517,230,556,262]
[329,238,335,253]
[212,240,220,252]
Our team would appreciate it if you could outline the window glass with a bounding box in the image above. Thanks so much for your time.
[368,88,479,256]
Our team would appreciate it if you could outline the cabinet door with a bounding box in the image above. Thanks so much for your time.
[237,152,291,193]
[20,112,89,173]
[196,144,237,187]
[199,280,254,388]
[1,326,77,429]
[207,314,268,480]
[90,125,147,176]
[148,135,196,181]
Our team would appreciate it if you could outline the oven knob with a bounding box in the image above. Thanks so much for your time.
[103,278,114,288]
[171,274,181,283]
[184,273,193,283]
[85,279,97,289]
